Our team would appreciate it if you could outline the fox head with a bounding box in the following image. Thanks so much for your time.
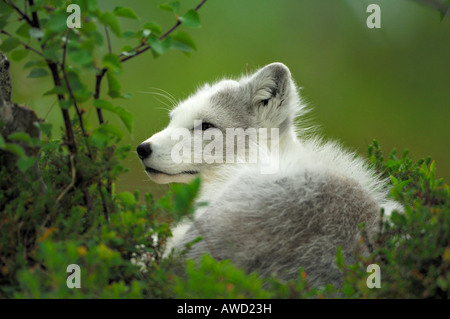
[137,62,303,184]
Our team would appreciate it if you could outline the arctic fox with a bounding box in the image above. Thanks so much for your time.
[137,63,400,287]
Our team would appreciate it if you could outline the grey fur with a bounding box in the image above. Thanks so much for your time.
[175,169,379,288]
[140,62,398,288]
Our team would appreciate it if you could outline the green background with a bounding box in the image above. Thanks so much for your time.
[7,0,450,196]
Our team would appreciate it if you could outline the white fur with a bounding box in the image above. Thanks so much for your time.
[138,63,402,286]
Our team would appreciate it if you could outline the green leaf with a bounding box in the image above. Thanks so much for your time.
[68,49,94,68]
[102,53,122,74]
[159,2,180,13]
[0,18,9,30]
[8,132,32,145]
[99,12,121,37]
[0,135,5,148]
[94,100,133,133]
[0,37,20,52]
[17,156,38,173]
[90,124,123,147]
[0,0,13,16]
[47,10,69,32]
[121,45,135,56]
[180,9,201,28]
[10,49,29,62]
[3,143,25,157]
[439,0,450,21]
[141,22,162,36]
[16,23,31,38]
[148,35,171,56]
[24,60,46,69]
[34,122,53,138]
[171,31,197,53]
[114,106,133,133]
[94,99,115,112]
[107,72,121,98]
[122,31,137,39]
[114,6,139,20]
[43,86,67,96]
[27,68,49,78]
[116,191,136,206]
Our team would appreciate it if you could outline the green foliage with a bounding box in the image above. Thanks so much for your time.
[0,0,208,299]
[339,141,450,298]
[175,255,337,299]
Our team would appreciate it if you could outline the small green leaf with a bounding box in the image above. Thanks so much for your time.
[24,60,46,69]
[107,72,121,98]
[0,135,5,148]
[90,124,123,147]
[122,31,137,39]
[47,10,69,32]
[59,99,73,109]
[8,132,32,145]
[102,53,122,74]
[180,9,201,28]
[27,68,49,78]
[94,100,133,133]
[121,45,135,56]
[68,49,94,68]
[17,156,38,173]
[10,49,29,62]
[0,0,14,16]
[142,22,162,36]
[0,37,20,52]
[148,35,171,56]
[159,2,180,13]
[43,86,67,96]
[94,99,116,112]
[3,143,25,157]
[171,31,197,53]
[114,6,139,20]
[16,23,31,38]
[34,122,53,138]
[439,0,450,21]
[115,106,133,133]
[0,18,9,30]
[116,191,136,206]
[99,12,121,37]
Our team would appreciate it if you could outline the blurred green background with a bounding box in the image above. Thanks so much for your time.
[7,0,450,197]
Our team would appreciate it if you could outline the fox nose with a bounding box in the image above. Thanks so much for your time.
[137,143,152,159]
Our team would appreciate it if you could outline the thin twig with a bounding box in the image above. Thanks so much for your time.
[61,31,87,135]
[5,0,34,26]
[0,29,44,57]
[94,68,107,124]
[104,26,112,54]
[56,154,76,203]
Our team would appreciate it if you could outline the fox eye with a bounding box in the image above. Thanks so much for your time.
[201,122,215,130]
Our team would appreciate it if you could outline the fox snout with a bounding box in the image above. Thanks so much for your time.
[136,142,152,159]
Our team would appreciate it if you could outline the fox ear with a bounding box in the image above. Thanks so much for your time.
[248,63,291,107]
